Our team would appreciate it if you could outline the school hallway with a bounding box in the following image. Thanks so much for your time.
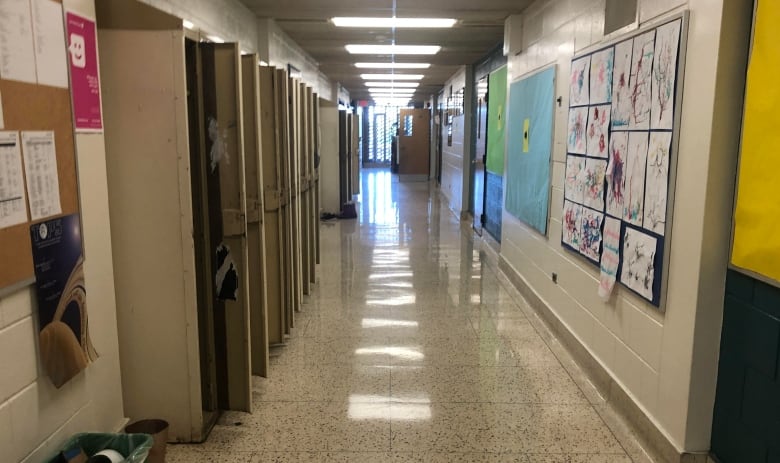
[166,169,649,462]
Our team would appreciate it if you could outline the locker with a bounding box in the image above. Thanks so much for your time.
[97,0,253,441]
[240,55,270,377]
[258,66,287,345]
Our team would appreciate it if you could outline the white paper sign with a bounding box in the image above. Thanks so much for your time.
[32,0,68,88]
[0,131,28,229]
[22,131,61,220]
[0,0,37,83]
[598,217,621,299]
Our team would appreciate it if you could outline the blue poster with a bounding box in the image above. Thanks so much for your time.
[30,214,96,388]
[505,67,556,235]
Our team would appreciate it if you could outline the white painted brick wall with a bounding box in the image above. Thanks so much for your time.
[499,0,751,452]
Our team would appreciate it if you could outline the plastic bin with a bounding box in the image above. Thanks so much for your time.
[46,433,153,463]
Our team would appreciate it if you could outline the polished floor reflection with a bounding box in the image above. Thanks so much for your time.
[168,169,643,462]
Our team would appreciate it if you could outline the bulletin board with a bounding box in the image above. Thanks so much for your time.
[486,66,507,175]
[505,66,556,235]
[730,1,780,287]
[561,12,689,309]
[0,0,81,292]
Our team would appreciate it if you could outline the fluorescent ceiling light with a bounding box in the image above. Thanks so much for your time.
[369,90,415,94]
[259,60,269,66]
[355,62,431,69]
[207,35,224,43]
[361,74,424,80]
[370,95,415,99]
[333,17,457,28]
[369,89,415,94]
[365,82,419,88]
[346,44,441,55]
[183,20,195,30]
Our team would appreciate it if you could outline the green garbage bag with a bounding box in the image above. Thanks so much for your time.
[46,433,153,463]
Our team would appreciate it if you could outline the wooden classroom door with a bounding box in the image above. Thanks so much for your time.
[398,108,431,179]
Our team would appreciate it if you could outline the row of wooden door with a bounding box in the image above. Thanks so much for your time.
[185,41,321,416]
[98,13,321,439]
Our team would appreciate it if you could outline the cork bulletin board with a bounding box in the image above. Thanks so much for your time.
[0,0,81,292]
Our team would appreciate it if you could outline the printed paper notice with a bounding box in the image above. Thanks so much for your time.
[0,132,28,229]
[32,0,69,88]
[598,217,621,300]
[0,0,37,83]
[22,131,61,220]
[66,12,103,132]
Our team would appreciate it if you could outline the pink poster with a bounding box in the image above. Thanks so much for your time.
[66,12,102,132]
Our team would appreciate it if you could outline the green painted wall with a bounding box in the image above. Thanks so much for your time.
[486,66,507,175]
[711,270,780,462]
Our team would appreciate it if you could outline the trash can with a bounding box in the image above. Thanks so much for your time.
[124,419,168,463]
[45,433,153,463]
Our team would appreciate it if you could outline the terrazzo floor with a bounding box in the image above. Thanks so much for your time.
[168,169,653,462]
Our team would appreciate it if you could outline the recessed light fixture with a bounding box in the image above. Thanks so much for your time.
[355,62,431,69]
[368,87,415,92]
[361,74,424,80]
[183,20,196,30]
[369,88,415,93]
[365,82,419,88]
[207,35,225,43]
[346,45,441,55]
[259,60,269,66]
[333,17,456,28]
[369,93,416,97]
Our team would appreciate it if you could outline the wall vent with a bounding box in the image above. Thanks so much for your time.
[604,0,638,35]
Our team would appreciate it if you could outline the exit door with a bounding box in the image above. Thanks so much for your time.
[473,77,488,234]
[398,108,431,181]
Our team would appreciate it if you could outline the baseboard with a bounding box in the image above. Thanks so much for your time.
[497,255,710,463]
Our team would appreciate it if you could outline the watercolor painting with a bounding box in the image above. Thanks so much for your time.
[580,207,604,262]
[587,105,611,158]
[611,39,634,130]
[590,47,615,104]
[569,55,591,107]
[598,217,622,299]
[562,200,583,249]
[629,31,656,130]
[583,158,608,211]
[567,107,589,154]
[606,132,628,218]
[565,155,586,204]
[624,132,648,226]
[652,19,681,130]
[644,132,672,235]
[620,226,657,301]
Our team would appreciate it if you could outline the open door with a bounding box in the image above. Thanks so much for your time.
[399,108,432,181]
[185,37,219,436]
[275,69,295,333]
[314,97,322,266]
[338,111,350,207]
[258,66,286,346]
[298,82,311,296]
[352,113,360,195]
[199,42,252,412]
[288,77,303,313]
[472,77,489,234]
[241,55,270,377]
[307,89,318,283]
